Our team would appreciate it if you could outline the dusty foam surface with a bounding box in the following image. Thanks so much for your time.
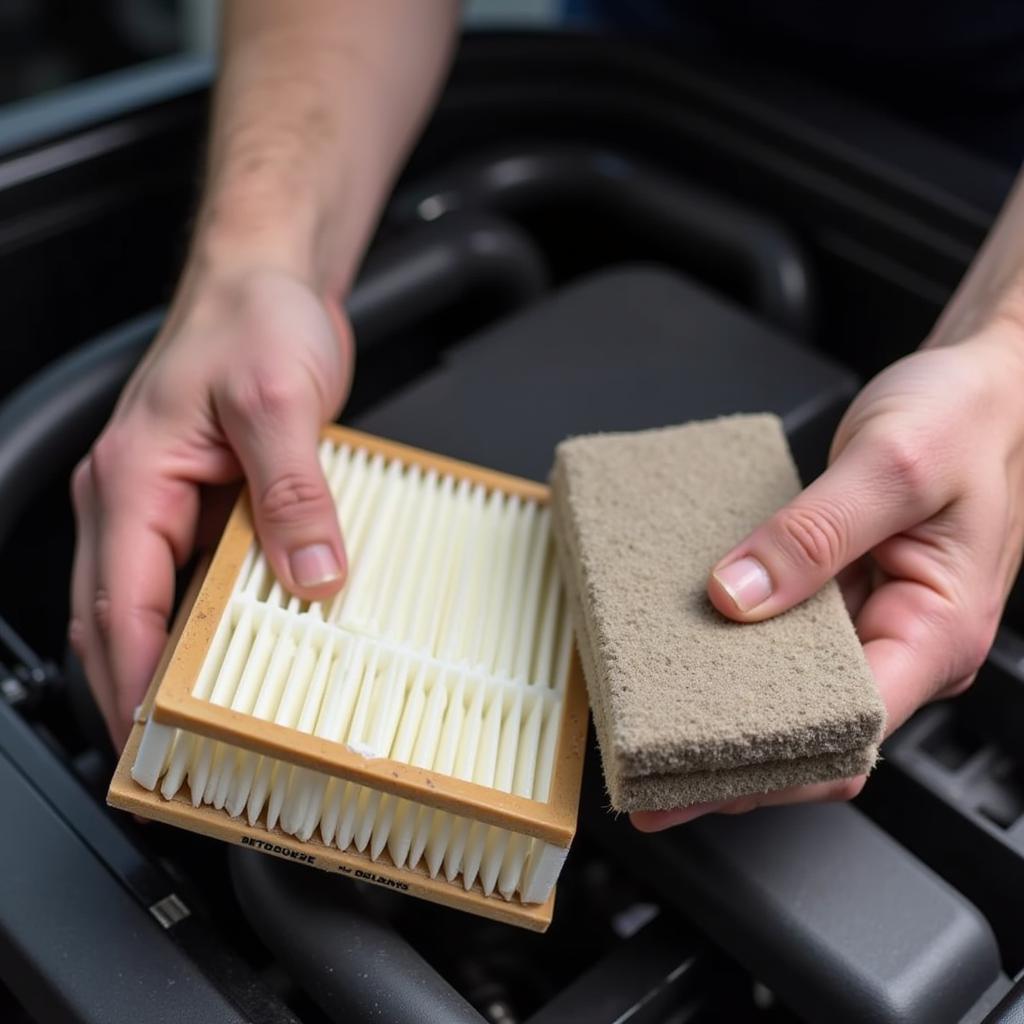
[551,415,884,812]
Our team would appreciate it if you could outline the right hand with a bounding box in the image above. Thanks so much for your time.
[70,264,354,748]
[635,328,1024,831]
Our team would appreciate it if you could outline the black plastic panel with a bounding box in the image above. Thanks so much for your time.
[0,750,248,1024]
[859,631,1024,969]
[986,973,1024,1024]
[355,265,857,482]
[585,785,1003,1024]
[524,913,725,1024]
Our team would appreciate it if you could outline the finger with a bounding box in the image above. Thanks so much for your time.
[631,802,730,831]
[630,773,867,832]
[95,509,183,743]
[69,458,119,738]
[717,775,867,814]
[218,376,346,599]
[91,444,199,745]
[707,434,941,622]
[856,578,978,735]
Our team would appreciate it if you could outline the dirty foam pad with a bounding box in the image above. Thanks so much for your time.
[551,415,885,812]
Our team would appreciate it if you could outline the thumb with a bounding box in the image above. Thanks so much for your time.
[707,436,933,622]
[219,377,347,599]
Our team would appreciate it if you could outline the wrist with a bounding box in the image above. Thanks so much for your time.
[161,230,325,348]
[190,183,324,288]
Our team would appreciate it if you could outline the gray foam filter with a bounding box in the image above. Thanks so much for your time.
[551,415,885,812]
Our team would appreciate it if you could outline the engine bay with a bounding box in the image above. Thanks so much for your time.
[0,32,1021,1024]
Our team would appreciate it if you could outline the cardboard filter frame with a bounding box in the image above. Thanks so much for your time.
[108,426,589,931]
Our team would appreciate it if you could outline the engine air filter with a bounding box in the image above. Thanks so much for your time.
[108,427,588,931]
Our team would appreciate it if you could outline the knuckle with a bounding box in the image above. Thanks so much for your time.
[259,471,330,526]
[875,436,932,504]
[770,502,847,573]
[93,589,113,636]
[225,374,304,422]
[88,430,130,491]
[67,617,88,658]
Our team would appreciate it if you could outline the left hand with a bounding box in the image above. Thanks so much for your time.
[69,265,354,749]
[632,326,1024,831]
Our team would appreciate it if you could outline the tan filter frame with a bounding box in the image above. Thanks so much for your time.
[108,426,588,931]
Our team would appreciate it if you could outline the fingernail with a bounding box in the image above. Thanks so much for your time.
[289,543,342,587]
[713,556,772,612]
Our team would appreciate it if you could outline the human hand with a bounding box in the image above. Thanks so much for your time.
[633,327,1024,830]
[70,264,353,748]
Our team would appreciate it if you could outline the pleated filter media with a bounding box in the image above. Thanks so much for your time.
[109,427,588,930]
